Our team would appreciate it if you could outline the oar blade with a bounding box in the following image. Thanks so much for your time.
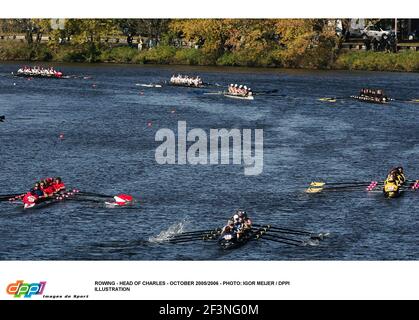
[310,182,326,187]
[306,187,323,194]
[109,194,134,207]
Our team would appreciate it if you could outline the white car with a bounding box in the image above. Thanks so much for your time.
[362,25,393,40]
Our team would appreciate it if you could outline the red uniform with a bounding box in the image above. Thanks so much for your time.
[22,192,38,206]
[52,182,65,192]
[42,186,56,195]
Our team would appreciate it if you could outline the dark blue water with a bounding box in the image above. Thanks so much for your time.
[0,62,418,260]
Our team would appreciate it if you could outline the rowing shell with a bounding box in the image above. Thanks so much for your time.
[217,228,254,250]
[136,83,162,88]
[24,190,79,209]
[12,72,64,79]
[350,95,390,104]
[224,94,254,100]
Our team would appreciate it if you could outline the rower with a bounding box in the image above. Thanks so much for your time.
[40,181,55,197]
[222,220,234,233]
[52,177,66,192]
[32,183,45,198]
[44,184,56,196]
[387,167,406,186]
[236,210,251,228]
[396,167,406,184]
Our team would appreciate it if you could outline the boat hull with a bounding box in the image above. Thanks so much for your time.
[169,82,205,88]
[224,94,254,100]
[14,72,62,79]
[350,95,389,104]
[218,229,253,250]
[24,191,75,209]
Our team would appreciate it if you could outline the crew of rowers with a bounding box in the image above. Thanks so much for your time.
[221,209,252,240]
[170,74,203,87]
[17,66,63,77]
[359,88,389,102]
[385,167,406,187]
[228,84,253,97]
[22,177,66,205]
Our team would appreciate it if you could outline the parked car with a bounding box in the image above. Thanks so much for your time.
[361,25,394,40]
[408,30,418,41]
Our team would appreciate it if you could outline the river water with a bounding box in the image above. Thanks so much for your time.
[0,62,418,260]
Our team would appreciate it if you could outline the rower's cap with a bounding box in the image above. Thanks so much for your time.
[239,85,243,88]
[233,214,239,220]
[244,86,247,89]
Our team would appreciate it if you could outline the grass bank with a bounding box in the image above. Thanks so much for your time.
[334,51,419,72]
[1,41,418,72]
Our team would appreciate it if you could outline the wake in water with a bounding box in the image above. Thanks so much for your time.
[303,232,331,246]
[148,219,192,242]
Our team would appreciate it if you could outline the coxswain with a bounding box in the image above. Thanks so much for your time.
[221,225,234,240]
[22,190,39,208]
[383,175,400,197]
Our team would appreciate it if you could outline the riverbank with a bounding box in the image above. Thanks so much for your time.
[1,41,419,72]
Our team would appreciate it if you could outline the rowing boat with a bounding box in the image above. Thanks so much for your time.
[350,95,390,104]
[23,190,79,209]
[136,83,162,88]
[13,72,63,79]
[217,228,254,250]
[169,82,206,88]
[22,190,133,209]
[224,94,254,100]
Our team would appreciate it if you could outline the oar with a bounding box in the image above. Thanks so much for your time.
[77,191,114,198]
[0,193,25,202]
[0,193,24,199]
[393,98,419,103]
[262,233,305,244]
[253,224,314,237]
[171,228,222,237]
[167,236,209,244]
[310,181,373,187]
[77,191,133,199]
[257,226,312,237]
[0,198,17,202]
[167,230,223,243]
[318,96,347,102]
[306,185,369,193]
[169,230,222,241]
[203,91,224,95]
[254,233,303,247]
[265,228,325,241]
[254,89,278,95]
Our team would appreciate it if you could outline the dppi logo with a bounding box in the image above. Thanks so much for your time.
[6,280,46,298]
